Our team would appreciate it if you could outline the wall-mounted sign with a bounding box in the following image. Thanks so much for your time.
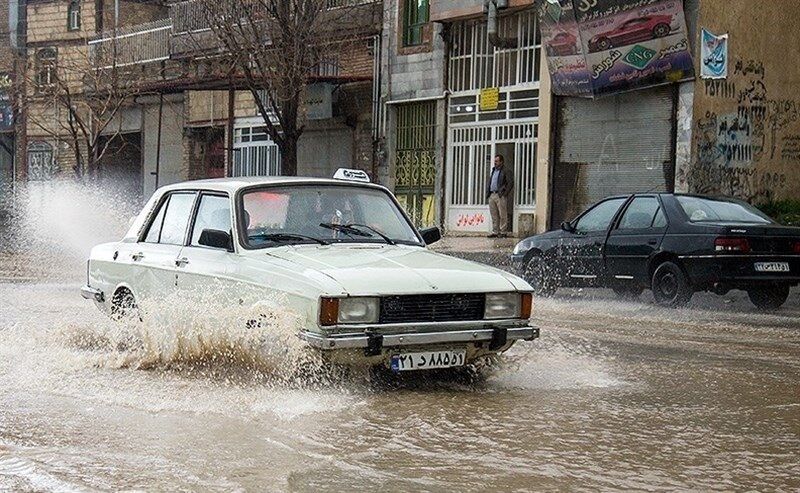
[0,73,13,132]
[539,0,695,98]
[303,83,333,121]
[479,87,500,111]
[700,28,728,79]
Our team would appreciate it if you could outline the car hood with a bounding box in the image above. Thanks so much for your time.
[262,244,527,295]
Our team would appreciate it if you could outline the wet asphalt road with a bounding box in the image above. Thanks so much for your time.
[0,278,798,492]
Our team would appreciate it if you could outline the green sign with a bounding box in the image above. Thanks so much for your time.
[622,45,657,70]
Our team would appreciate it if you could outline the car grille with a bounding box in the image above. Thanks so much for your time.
[379,293,486,324]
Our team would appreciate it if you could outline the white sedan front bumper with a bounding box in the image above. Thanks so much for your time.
[299,319,538,353]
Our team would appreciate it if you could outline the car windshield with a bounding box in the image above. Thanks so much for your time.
[676,196,773,224]
[240,185,421,248]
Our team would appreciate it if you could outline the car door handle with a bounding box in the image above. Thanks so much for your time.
[132,252,145,261]
[648,239,658,245]
[175,258,190,267]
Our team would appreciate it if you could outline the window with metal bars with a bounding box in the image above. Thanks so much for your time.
[448,9,541,93]
[36,48,57,88]
[402,0,430,47]
[67,1,81,31]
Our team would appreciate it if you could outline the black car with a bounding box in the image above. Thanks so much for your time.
[512,194,800,309]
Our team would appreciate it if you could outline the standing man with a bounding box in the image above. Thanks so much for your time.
[487,154,513,238]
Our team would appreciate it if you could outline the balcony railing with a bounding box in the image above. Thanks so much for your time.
[88,1,382,67]
[326,0,380,8]
[89,19,172,69]
[171,0,382,34]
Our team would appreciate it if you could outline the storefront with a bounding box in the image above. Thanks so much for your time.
[551,85,677,227]
[444,9,542,235]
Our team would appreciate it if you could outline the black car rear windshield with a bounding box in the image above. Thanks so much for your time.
[676,196,772,224]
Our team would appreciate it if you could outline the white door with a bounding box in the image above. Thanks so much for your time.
[131,191,197,303]
[175,193,239,304]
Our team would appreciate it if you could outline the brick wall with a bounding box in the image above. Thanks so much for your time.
[338,38,375,79]
[0,1,14,73]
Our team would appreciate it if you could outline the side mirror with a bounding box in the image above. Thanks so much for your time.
[199,229,233,251]
[561,221,575,233]
[420,227,442,245]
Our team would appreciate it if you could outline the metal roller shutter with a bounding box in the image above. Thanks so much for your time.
[551,85,676,228]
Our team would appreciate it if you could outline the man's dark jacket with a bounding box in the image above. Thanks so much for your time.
[486,166,514,199]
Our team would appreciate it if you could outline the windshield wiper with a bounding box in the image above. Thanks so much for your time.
[319,223,395,245]
[250,233,329,245]
[347,223,396,245]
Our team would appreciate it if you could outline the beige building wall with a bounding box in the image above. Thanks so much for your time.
[27,0,96,44]
[682,0,800,204]
[431,0,534,22]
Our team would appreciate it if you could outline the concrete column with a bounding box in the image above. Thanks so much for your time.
[434,98,447,227]
[534,45,554,234]
[674,82,695,193]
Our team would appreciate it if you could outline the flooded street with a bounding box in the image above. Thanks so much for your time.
[1,277,798,492]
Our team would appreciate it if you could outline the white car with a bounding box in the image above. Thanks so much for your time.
[82,171,538,372]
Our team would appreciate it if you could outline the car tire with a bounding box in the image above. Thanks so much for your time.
[523,253,558,297]
[747,285,791,310]
[651,261,693,308]
[613,285,645,300]
[653,23,671,37]
[110,289,140,322]
[596,38,612,50]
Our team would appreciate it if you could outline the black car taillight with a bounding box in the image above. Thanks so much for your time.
[715,237,751,253]
[793,241,800,254]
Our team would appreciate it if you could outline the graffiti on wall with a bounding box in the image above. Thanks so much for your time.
[683,56,798,202]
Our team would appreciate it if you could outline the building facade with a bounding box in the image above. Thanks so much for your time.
[3,0,798,235]
[384,0,800,236]
[7,0,382,203]
[381,0,553,236]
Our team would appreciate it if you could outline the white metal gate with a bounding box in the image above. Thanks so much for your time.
[447,122,538,233]
[232,125,281,177]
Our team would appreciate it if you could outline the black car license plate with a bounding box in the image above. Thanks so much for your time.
[754,262,790,273]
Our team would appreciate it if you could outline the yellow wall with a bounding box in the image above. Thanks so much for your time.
[683,0,800,203]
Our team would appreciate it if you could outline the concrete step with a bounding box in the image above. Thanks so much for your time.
[430,236,518,272]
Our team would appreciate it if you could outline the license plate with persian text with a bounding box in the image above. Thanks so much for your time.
[390,349,466,372]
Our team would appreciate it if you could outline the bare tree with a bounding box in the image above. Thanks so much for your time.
[187,0,371,176]
[16,33,151,180]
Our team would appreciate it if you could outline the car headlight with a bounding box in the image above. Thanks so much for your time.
[484,293,522,319]
[320,297,380,326]
[513,240,531,256]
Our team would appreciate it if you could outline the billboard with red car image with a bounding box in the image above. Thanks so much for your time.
[539,0,593,97]
[540,0,695,97]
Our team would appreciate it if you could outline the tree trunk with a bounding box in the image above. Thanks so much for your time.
[277,92,302,176]
[280,134,299,176]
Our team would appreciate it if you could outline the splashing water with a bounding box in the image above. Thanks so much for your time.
[1,181,141,280]
[60,284,351,387]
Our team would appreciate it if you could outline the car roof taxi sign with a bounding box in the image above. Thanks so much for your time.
[333,168,371,183]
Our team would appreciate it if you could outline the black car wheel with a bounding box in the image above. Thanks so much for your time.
[653,23,671,37]
[613,285,645,300]
[111,289,140,322]
[747,285,791,310]
[596,38,612,50]
[523,254,558,297]
[651,261,693,308]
